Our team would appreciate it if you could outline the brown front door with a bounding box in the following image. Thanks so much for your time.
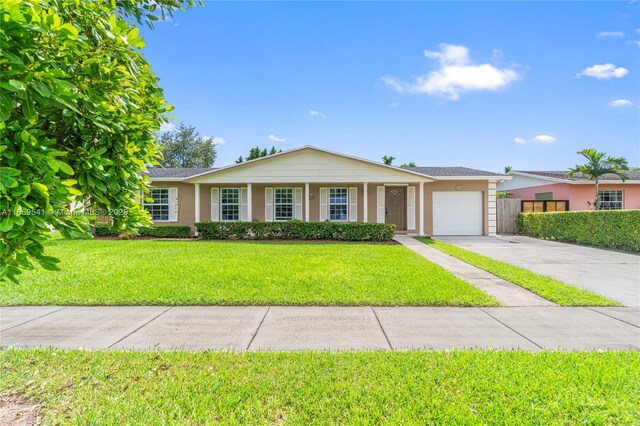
[385,187,406,230]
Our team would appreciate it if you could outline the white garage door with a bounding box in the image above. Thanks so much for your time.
[433,191,483,236]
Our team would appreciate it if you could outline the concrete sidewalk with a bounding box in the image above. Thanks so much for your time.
[1,306,638,351]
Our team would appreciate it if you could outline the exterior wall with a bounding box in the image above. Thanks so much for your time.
[150,179,495,236]
[148,182,195,229]
[569,184,640,210]
[423,180,490,236]
[508,183,572,201]
[508,183,640,210]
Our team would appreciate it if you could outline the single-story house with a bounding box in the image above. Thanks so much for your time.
[497,170,640,211]
[145,146,508,236]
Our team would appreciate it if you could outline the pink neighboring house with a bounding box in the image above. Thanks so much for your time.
[497,170,640,210]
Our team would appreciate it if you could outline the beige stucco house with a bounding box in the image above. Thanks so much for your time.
[145,146,508,236]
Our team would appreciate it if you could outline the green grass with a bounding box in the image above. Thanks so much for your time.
[417,238,620,306]
[0,239,498,306]
[1,349,638,424]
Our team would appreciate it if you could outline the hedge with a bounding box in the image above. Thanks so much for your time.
[517,210,640,251]
[195,221,396,242]
[94,224,191,239]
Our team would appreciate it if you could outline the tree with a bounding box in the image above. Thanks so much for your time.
[382,155,395,165]
[567,149,629,210]
[504,166,512,174]
[157,124,216,168]
[400,162,417,168]
[0,0,196,283]
[235,146,281,163]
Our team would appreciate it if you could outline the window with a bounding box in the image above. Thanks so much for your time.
[143,188,169,221]
[598,190,623,210]
[329,188,348,221]
[535,192,553,201]
[221,188,240,221]
[274,188,293,221]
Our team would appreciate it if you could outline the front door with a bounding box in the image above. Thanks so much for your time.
[385,187,406,230]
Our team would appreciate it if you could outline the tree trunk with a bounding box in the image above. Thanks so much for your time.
[594,179,600,210]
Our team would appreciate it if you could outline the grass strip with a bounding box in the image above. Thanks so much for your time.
[417,238,620,306]
[1,349,638,425]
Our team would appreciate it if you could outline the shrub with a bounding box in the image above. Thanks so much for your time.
[517,210,640,251]
[139,225,191,239]
[94,224,190,239]
[195,221,396,242]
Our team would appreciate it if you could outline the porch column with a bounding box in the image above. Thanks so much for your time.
[419,181,424,236]
[363,183,368,222]
[305,182,310,222]
[194,183,201,236]
[247,183,253,222]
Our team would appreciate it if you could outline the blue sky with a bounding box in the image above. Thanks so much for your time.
[141,1,640,171]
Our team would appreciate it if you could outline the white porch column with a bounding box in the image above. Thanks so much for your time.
[305,182,310,222]
[419,181,424,236]
[363,183,368,222]
[194,183,201,236]
[247,183,253,222]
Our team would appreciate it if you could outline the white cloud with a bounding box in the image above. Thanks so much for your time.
[382,43,520,100]
[268,134,286,143]
[159,122,176,132]
[513,137,526,144]
[309,110,326,119]
[532,134,557,144]
[596,31,624,38]
[609,99,633,107]
[577,64,629,80]
[202,136,226,144]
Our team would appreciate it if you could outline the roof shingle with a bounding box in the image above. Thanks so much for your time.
[515,170,640,181]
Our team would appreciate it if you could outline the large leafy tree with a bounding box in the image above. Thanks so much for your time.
[0,0,196,282]
[567,149,629,210]
[235,146,280,164]
[157,124,217,168]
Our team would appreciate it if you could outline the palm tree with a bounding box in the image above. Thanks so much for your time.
[382,155,395,165]
[504,166,512,174]
[567,149,629,210]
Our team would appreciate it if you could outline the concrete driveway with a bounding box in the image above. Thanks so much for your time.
[436,236,640,307]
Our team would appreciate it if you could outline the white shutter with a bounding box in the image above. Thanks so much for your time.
[211,188,219,221]
[376,186,385,223]
[407,186,416,230]
[169,187,178,222]
[348,187,357,222]
[319,187,328,221]
[240,187,248,222]
[294,187,303,220]
[265,188,274,222]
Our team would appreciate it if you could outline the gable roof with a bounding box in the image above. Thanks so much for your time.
[511,170,640,183]
[145,146,507,182]
[185,146,436,182]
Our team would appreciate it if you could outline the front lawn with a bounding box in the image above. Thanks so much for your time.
[0,239,498,306]
[417,238,620,306]
[1,349,638,424]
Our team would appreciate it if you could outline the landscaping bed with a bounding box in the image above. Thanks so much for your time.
[0,239,498,306]
[195,221,396,241]
[1,349,637,424]
[416,238,620,306]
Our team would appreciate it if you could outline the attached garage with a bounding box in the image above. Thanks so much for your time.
[432,191,483,236]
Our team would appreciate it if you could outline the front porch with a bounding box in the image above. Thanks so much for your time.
[191,182,427,235]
